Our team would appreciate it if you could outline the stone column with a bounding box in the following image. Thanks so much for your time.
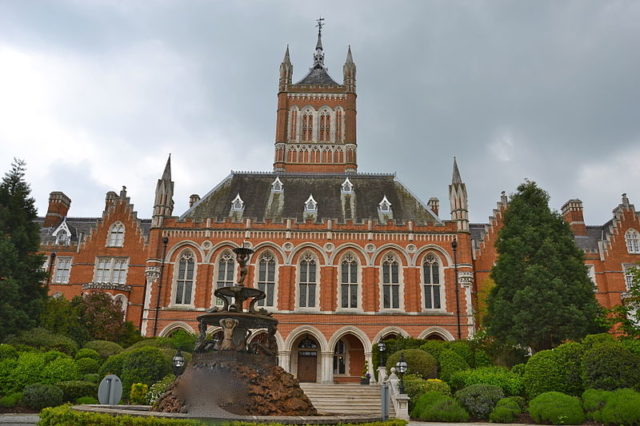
[279,351,290,373]
[320,351,334,384]
[365,351,376,384]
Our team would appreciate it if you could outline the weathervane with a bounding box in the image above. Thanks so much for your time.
[316,17,325,34]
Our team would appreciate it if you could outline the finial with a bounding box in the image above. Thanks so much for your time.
[452,157,462,184]
[346,45,354,64]
[283,44,290,63]
[316,17,325,34]
[313,17,325,68]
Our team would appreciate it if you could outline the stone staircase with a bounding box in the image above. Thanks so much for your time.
[300,383,395,417]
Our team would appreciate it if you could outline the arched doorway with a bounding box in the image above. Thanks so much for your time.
[332,334,365,383]
[294,334,319,382]
[425,333,446,341]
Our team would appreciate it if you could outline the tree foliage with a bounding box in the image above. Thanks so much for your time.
[0,159,47,341]
[485,181,605,352]
[608,265,640,337]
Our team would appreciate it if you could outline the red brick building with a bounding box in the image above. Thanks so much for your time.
[38,28,639,383]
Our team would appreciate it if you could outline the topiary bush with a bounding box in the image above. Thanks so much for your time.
[83,340,124,359]
[497,395,526,411]
[83,373,100,384]
[98,352,127,378]
[450,366,523,396]
[581,342,640,390]
[0,392,22,408]
[386,349,437,379]
[129,383,149,405]
[404,375,451,409]
[581,388,612,420]
[146,374,176,406]
[7,352,46,393]
[524,342,585,398]
[437,349,470,382]
[75,348,102,362]
[454,384,504,420]
[489,405,518,423]
[621,338,640,357]
[0,358,17,393]
[581,333,615,350]
[510,363,525,376]
[594,388,640,425]
[76,396,99,404]
[6,328,78,355]
[419,340,448,360]
[123,338,175,352]
[55,380,98,402]
[167,330,196,352]
[448,341,475,366]
[411,391,469,422]
[0,344,18,361]
[528,391,585,425]
[39,404,204,425]
[41,356,80,384]
[120,347,171,394]
[42,350,70,363]
[76,357,100,375]
[22,384,63,410]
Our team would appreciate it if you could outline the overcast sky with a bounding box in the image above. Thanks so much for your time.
[1,0,639,224]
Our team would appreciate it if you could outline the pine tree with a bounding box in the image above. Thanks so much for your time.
[0,159,48,341]
[485,181,605,352]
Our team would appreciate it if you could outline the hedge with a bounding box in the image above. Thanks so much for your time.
[524,342,585,398]
[120,347,171,395]
[6,328,78,355]
[454,384,504,420]
[0,392,22,408]
[450,366,523,396]
[22,384,63,410]
[593,388,640,425]
[7,352,46,393]
[386,349,437,379]
[410,391,469,422]
[437,349,470,382]
[41,357,80,385]
[76,357,100,375]
[581,388,612,419]
[83,340,124,358]
[55,380,98,402]
[528,392,585,425]
[581,342,640,390]
[0,344,17,361]
[75,348,102,362]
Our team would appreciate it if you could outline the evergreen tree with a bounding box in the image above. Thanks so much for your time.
[0,159,48,341]
[485,181,605,352]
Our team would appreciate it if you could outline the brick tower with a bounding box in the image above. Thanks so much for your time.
[274,20,357,173]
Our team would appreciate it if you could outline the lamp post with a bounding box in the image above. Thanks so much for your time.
[153,236,169,337]
[172,349,185,376]
[451,237,462,340]
[377,341,386,367]
[396,353,407,394]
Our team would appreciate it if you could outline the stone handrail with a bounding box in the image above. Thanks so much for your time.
[82,282,132,292]
[385,368,409,420]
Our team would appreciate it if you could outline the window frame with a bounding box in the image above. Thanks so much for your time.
[172,250,196,307]
[625,229,640,254]
[297,252,319,310]
[53,256,73,284]
[94,256,129,284]
[106,222,125,247]
[213,250,235,306]
[422,253,444,311]
[338,252,359,310]
[256,251,277,309]
[380,253,402,310]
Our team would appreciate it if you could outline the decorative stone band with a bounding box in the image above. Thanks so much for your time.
[458,271,474,287]
[82,282,132,292]
[145,266,161,283]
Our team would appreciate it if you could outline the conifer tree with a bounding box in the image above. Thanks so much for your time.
[0,159,47,341]
[485,181,605,352]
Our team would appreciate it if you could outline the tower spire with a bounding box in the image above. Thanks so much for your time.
[162,153,172,181]
[449,157,469,232]
[452,156,462,184]
[313,17,325,69]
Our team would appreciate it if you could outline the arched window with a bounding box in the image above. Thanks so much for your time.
[174,251,195,305]
[319,109,331,142]
[625,229,640,254]
[114,294,128,316]
[340,253,358,309]
[257,252,276,307]
[289,108,298,141]
[382,253,400,309]
[302,109,314,142]
[423,253,442,310]
[299,253,317,308]
[107,222,125,247]
[333,339,347,375]
[215,250,235,306]
[335,108,343,143]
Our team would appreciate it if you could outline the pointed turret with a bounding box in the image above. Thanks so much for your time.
[312,20,325,69]
[449,157,469,232]
[152,154,174,227]
[343,45,356,92]
[279,45,293,92]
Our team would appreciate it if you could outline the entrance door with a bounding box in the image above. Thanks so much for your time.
[297,336,318,382]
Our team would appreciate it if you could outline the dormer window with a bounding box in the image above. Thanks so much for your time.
[304,195,318,213]
[52,218,72,246]
[625,229,640,254]
[107,222,125,247]
[271,177,284,193]
[379,196,392,213]
[231,194,244,211]
[341,177,354,194]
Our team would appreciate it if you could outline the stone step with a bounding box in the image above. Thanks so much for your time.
[300,383,395,417]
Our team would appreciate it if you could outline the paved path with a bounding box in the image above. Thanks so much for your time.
[0,414,39,425]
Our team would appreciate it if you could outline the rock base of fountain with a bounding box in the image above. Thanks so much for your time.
[153,351,316,417]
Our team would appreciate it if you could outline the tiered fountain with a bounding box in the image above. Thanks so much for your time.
[153,247,317,418]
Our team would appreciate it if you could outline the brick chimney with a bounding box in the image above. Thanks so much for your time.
[561,199,587,236]
[105,191,118,209]
[44,192,71,227]
[428,197,439,216]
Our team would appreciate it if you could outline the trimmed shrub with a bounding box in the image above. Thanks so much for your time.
[130,383,149,405]
[41,356,80,384]
[489,405,518,423]
[454,384,504,420]
[22,384,63,410]
[497,396,526,411]
[448,341,475,366]
[76,357,100,375]
[524,342,585,398]
[595,388,640,425]
[473,349,493,368]
[168,330,196,352]
[0,359,17,393]
[75,348,102,362]
[6,328,78,355]
[622,338,640,357]
[124,337,175,352]
[0,392,22,408]
[437,349,470,382]
[83,373,100,384]
[404,375,450,409]
[411,391,469,422]
[43,350,70,363]
[510,363,525,376]
[98,352,127,378]
[83,340,124,358]
[450,366,523,396]
[581,333,615,350]
[146,374,176,406]
[39,404,202,425]
[419,340,448,360]
[386,349,437,379]
[528,392,585,425]
[0,344,18,360]
[581,388,612,419]
[7,352,46,393]
[581,342,640,390]
[76,396,99,404]
[121,347,171,394]
[55,380,98,402]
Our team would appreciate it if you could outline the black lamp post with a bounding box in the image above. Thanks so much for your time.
[377,341,386,368]
[451,238,462,340]
[396,353,407,394]
[172,350,185,376]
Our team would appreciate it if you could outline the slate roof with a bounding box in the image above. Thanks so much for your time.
[295,67,340,86]
[181,172,440,225]
[36,217,151,245]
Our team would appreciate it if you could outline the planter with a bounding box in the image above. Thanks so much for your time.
[359,377,370,385]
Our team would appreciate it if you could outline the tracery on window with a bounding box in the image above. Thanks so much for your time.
[95,257,128,284]
[382,253,400,309]
[257,252,276,307]
[319,109,331,142]
[302,110,314,142]
[340,253,358,309]
[215,250,235,306]
[299,252,317,308]
[107,222,125,247]
[174,251,195,305]
[423,253,442,310]
[625,229,640,254]
[53,256,72,284]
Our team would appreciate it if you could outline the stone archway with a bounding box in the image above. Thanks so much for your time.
[332,334,365,383]
[291,334,321,383]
